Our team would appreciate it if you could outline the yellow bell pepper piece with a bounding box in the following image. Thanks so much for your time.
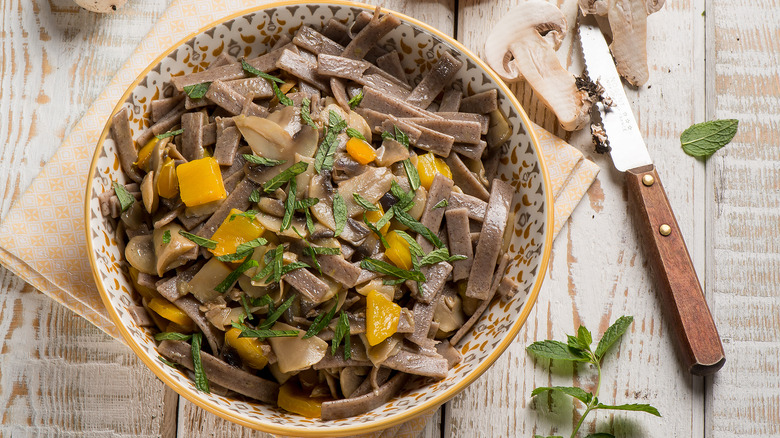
[364,204,390,235]
[224,327,269,369]
[384,230,412,270]
[416,152,452,190]
[148,298,194,327]
[278,382,325,418]
[346,137,377,165]
[366,290,401,346]
[156,157,179,199]
[176,157,227,207]
[134,137,157,172]
[209,208,265,257]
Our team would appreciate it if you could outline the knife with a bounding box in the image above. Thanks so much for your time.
[578,14,725,375]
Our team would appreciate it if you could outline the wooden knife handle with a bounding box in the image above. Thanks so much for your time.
[625,164,725,375]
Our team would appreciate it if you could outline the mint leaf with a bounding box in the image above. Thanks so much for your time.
[161,230,171,244]
[243,154,286,167]
[240,294,254,322]
[112,182,135,212]
[281,179,297,231]
[154,332,192,341]
[191,333,210,393]
[304,246,340,256]
[229,209,258,222]
[394,125,410,147]
[360,258,425,282]
[348,90,363,109]
[233,325,300,340]
[353,193,379,211]
[155,128,185,140]
[578,326,593,349]
[332,192,347,237]
[301,98,317,129]
[272,81,293,106]
[314,110,348,172]
[394,209,443,248]
[249,188,261,203]
[331,310,352,359]
[241,59,284,83]
[236,237,267,254]
[183,83,210,99]
[158,355,179,368]
[346,128,367,141]
[256,294,296,330]
[215,249,253,262]
[364,213,389,249]
[526,340,590,362]
[373,205,395,231]
[295,197,319,210]
[433,199,448,209]
[680,119,738,158]
[279,261,309,275]
[402,159,421,191]
[595,403,661,417]
[594,316,633,360]
[531,386,593,404]
[263,161,308,193]
[178,230,217,249]
[214,258,258,293]
[419,247,467,266]
[303,294,340,339]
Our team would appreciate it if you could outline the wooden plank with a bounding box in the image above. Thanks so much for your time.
[173,0,452,434]
[0,269,168,436]
[705,0,780,436]
[450,0,706,436]
[0,0,174,436]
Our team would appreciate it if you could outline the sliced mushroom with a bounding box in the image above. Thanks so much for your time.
[484,0,590,131]
[120,200,148,231]
[337,166,393,218]
[340,367,369,398]
[186,257,234,303]
[374,138,410,167]
[434,288,466,336]
[140,171,158,214]
[267,322,328,373]
[579,0,664,86]
[125,234,156,275]
[153,224,197,277]
[234,114,294,160]
[363,333,403,365]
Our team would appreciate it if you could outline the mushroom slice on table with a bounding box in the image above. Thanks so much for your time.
[579,0,665,86]
[484,0,590,131]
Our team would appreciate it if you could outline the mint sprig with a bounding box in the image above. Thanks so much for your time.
[527,316,660,438]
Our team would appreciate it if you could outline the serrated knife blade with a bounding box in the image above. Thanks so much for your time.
[578,15,652,172]
[578,13,725,376]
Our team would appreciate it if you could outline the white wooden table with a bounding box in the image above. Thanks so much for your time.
[1,0,778,436]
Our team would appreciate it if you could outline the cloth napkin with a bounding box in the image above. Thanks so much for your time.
[0,0,598,436]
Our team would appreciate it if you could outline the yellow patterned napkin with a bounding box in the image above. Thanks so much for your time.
[0,0,598,435]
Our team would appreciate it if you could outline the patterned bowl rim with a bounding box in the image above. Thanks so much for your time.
[84,1,554,435]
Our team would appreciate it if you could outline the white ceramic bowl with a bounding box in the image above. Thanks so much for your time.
[85,1,553,436]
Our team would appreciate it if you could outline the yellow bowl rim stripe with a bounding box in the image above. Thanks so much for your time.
[84,1,554,436]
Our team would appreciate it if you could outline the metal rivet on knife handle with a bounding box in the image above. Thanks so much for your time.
[642,174,655,186]
[659,224,672,236]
